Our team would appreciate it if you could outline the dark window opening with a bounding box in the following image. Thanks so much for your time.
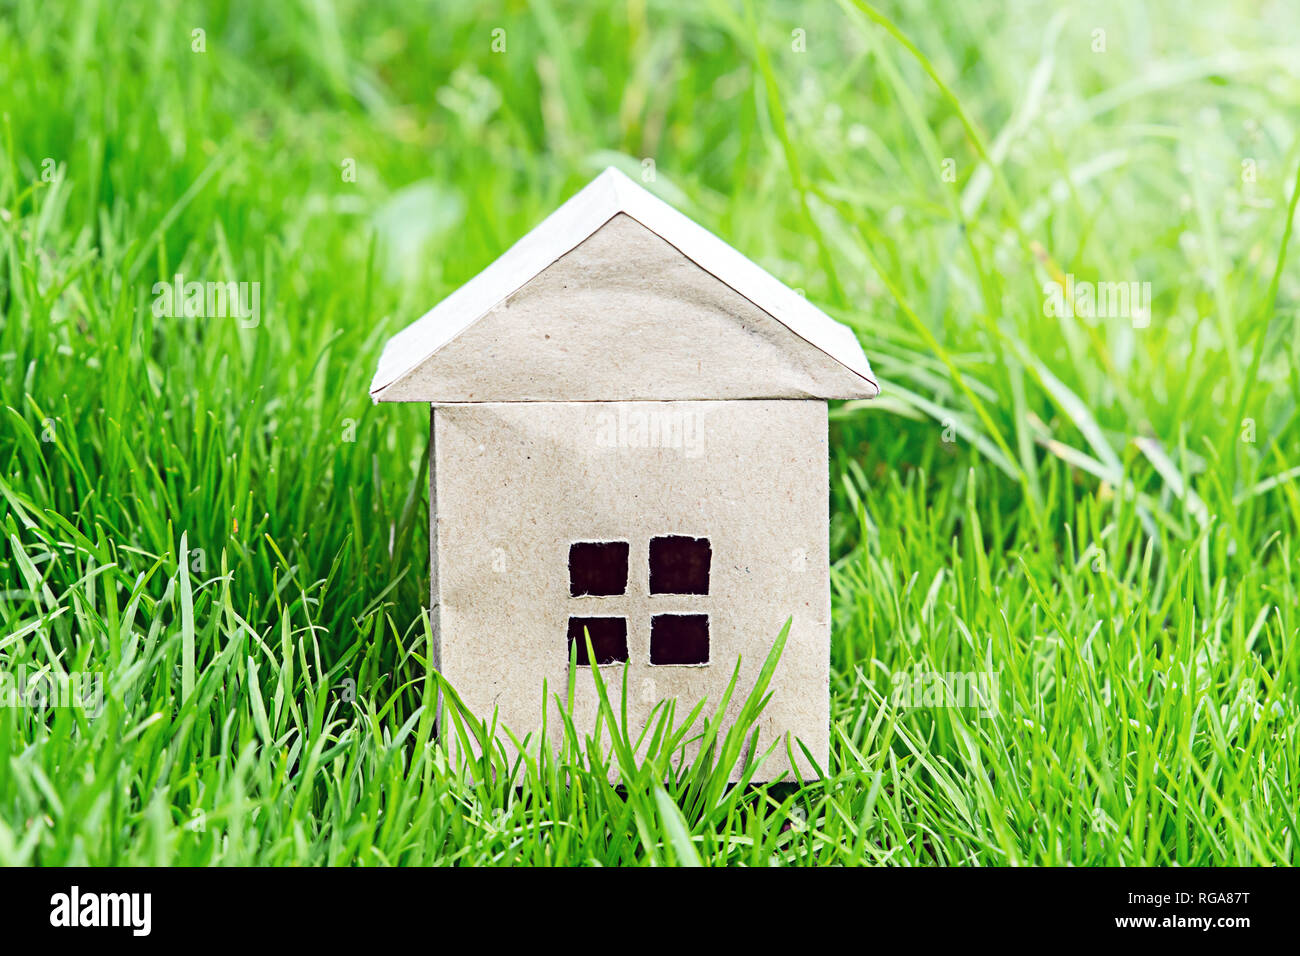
[650,614,709,665]
[567,617,629,665]
[649,536,711,595]
[568,541,629,596]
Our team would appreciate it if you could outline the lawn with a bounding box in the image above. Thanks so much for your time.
[1,0,1298,865]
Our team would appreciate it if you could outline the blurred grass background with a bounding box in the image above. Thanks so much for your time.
[1,0,1298,864]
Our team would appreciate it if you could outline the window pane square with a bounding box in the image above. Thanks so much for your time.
[567,617,629,665]
[568,541,629,596]
[650,614,709,665]
[648,536,711,594]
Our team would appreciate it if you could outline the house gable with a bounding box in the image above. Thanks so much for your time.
[371,167,879,403]
[376,214,876,402]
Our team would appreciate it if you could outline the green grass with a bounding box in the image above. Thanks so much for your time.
[1,0,1298,865]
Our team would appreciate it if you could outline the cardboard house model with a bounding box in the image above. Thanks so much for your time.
[371,167,878,780]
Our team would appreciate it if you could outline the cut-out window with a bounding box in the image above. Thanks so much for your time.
[566,538,714,667]
[649,536,711,595]
[569,541,629,596]
[567,617,629,665]
[650,614,709,665]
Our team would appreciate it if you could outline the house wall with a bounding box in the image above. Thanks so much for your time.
[431,399,831,781]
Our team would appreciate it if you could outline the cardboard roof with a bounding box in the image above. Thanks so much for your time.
[370,167,879,402]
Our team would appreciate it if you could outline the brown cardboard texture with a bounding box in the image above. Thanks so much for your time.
[433,400,830,781]
[371,167,880,782]
[371,167,878,402]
